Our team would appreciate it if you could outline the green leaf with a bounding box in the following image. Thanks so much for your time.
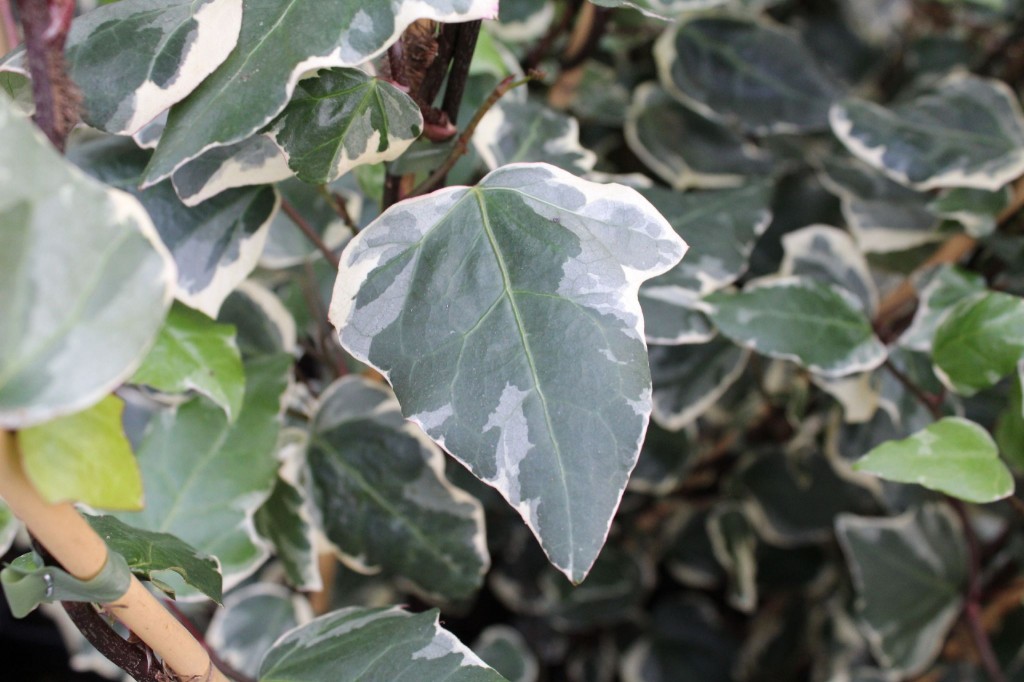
[649,338,750,430]
[308,377,489,602]
[625,83,773,189]
[899,266,987,352]
[705,277,887,378]
[932,290,1024,396]
[0,100,175,428]
[207,584,310,679]
[259,606,508,681]
[1,0,243,135]
[131,302,245,421]
[86,514,223,602]
[69,135,280,318]
[853,417,1014,504]
[831,73,1024,191]
[639,182,773,342]
[143,0,499,185]
[836,504,967,676]
[995,365,1024,471]
[253,469,321,592]
[18,396,142,511]
[655,16,841,134]
[273,69,423,185]
[329,163,687,582]
[116,354,291,598]
[474,97,596,174]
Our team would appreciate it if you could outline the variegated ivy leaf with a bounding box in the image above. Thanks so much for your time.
[819,156,941,253]
[655,16,842,134]
[811,371,880,424]
[780,225,878,315]
[836,505,967,676]
[308,377,489,602]
[625,83,774,190]
[932,290,1024,396]
[837,0,911,46]
[130,301,245,421]
[142,0,499,185]
[0,0,243,135]
[218,281,299,358]
[649,338,750,430]
[472,626,540,682]
[0,99,175,428]
[899,265,986,352]
[259,606,507,682]
[171,134,292,207]
[329,163,687,582]
[491,0,555,43]
[707,503,757,613]
[474,98,596,174]
[208,584,312,679]
[116,354,291,600]
[854,418,1014,504]
[273,69,424,185]
[831,73,1024,191]
[86,514,223,602]
[705,277,887,378]
[929,186,1012,238]
[69,135,279,318]
[253,474,321,592]
[638,182,773,344]
[569,62,631,128]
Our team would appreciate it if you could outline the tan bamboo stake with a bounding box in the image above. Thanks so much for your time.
[0,430,230,682]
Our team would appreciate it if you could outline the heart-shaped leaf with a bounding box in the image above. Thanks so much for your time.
[329,163,686,582]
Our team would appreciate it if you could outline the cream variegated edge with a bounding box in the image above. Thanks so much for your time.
[329,163,686,582]
[780,224,879,315]
[651,344,750,430]
[171,134,293,207]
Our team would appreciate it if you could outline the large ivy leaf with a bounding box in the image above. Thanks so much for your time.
[836,505,967,676]
[649,338,750,430]
[329,163,686,582]
[259,606,508,681]
[853,417,1014,503]
[117,354,291,598]
[474,98,596,174]
[0,101,175,428]
[831,73,1024,191]
[131,301,245,421]
[142,0,498,184]
[654,15,841,134]
[899,266,987,352]
[17,397,142,511]
[0,0,243,135]
[69,135,279,317]
[932,290,1024,396]
[638,182,772,344]
[308,377,489,602]
[86,514,222,602]
[273,68,423,185]
[705,277,887,378]
[625,83,773,190]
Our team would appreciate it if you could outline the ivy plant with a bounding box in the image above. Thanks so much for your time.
[3,0,1024,681]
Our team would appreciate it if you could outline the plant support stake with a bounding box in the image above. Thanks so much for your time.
[0,431,231,682]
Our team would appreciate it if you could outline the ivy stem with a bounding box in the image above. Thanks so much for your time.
[316,184,357,232]
[0,432,231,682]
[408,72,539,198]
[281,198,341,269]
[440,20,481,126]
[880,358,943,421]
[14,0,79,151]
[952,500,1010,682]
[61,601,162,682]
